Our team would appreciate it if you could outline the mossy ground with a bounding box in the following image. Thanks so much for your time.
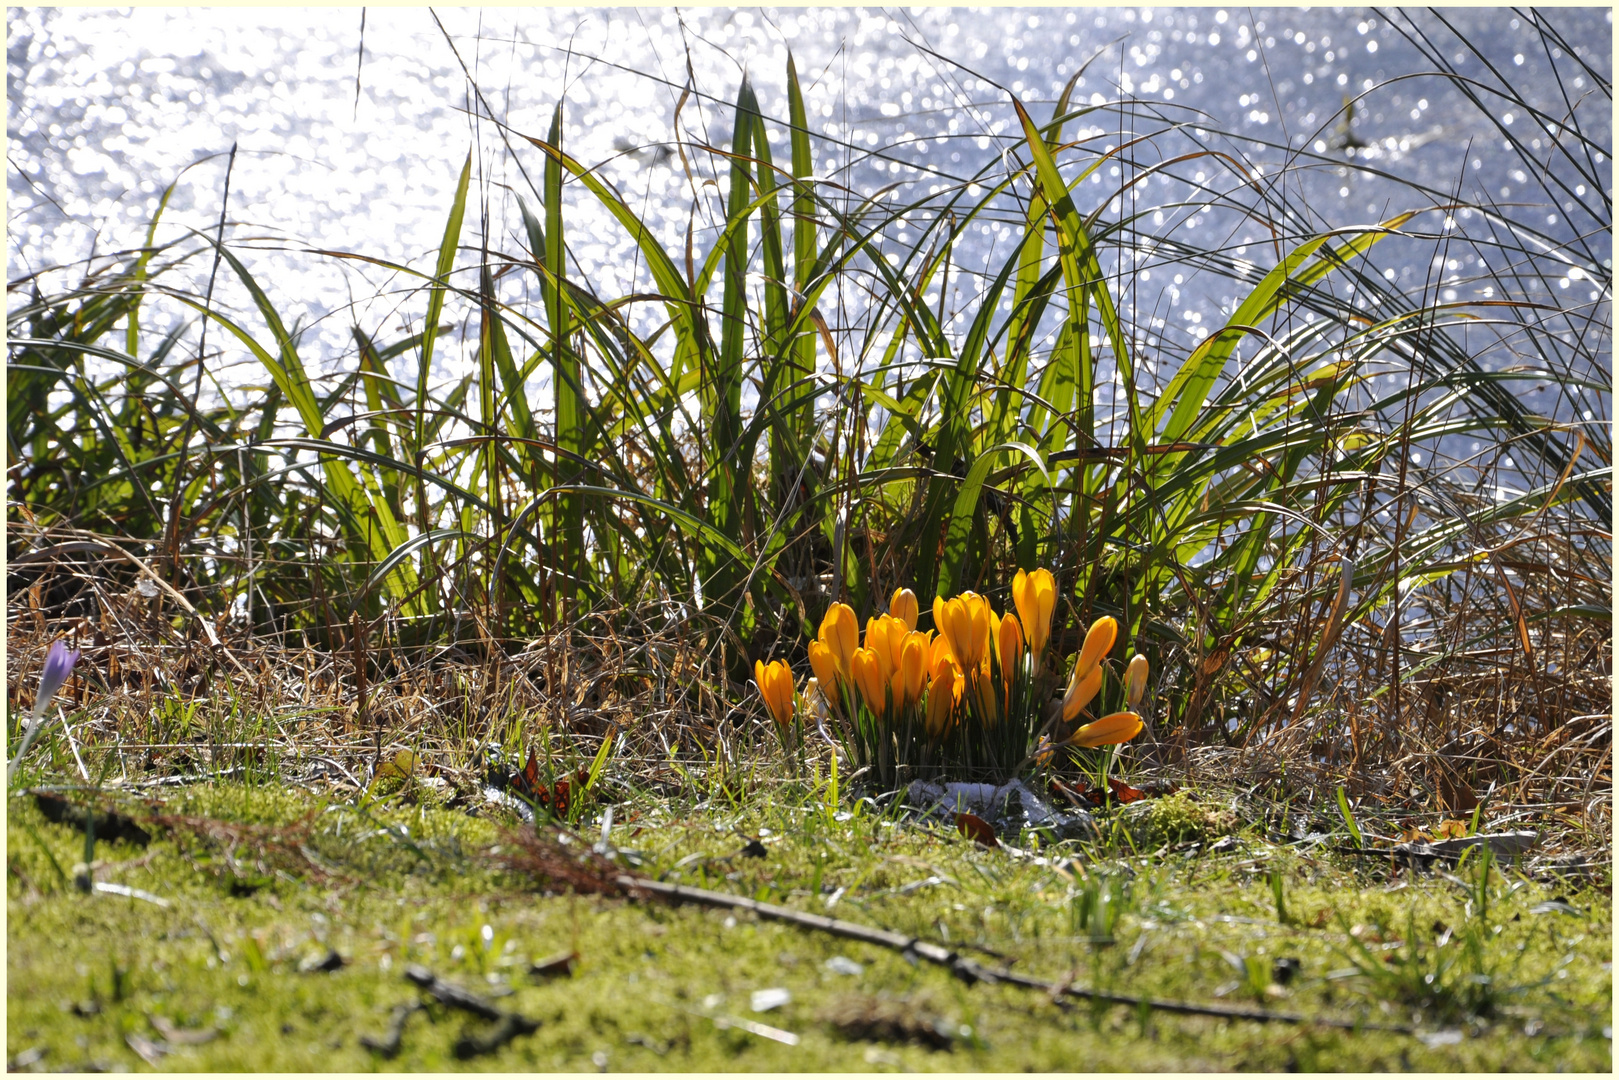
[6,781,1611,1072]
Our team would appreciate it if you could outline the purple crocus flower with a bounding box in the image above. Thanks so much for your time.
[8,638,81,784]
[32,639,80,723]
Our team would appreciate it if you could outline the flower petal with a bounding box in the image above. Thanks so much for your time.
[1061,663,1104,721]
[1076,616,1118,677]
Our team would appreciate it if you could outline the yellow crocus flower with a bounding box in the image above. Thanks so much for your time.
[1066,711,1143,748]
[819,602,859,681]
[864,617,890,683]
[942,593,989,670]
[1061,663,1104,721]
[882,615,909,675]
[1011,568,1056,657]
[967,593,992,668]
[938,597,966,666]
[997,612,1023,712]
[808,639,842,709]
[889,587,919,631]
[924,666,959,739]
[974,655,999,723]
[851,647,887,716]
[753,659,796,728]
[997,612,1023,682]
[1126,653,1149,709]
[865,614,909,684]
[899,633,927,710]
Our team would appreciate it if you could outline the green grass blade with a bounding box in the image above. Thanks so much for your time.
[1336,786,1364,849]
[1012,97,1144,459]
[544,104,586,613]
[125,175,179,359]
[418,151,472,454]
[786,54,820,461]
[936,441,1057,596]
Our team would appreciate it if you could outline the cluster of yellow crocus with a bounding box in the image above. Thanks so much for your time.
[925,568,1056,731]
[808,588,959,734]
[762,569,1150,775]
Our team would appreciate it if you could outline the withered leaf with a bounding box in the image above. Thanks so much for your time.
[954,813,999,848]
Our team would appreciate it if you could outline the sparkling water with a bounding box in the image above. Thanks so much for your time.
[7,8,1610,453]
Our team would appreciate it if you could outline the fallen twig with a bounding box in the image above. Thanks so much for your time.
[616,875,1416,1035]
[1393,831,1538,863]
[403,964,504,1020]
[1314,831,1539,867]
[359,1003,421,1059]
[93,881,170,907]
[148,1015,219,1046]
[124,1032,168,1067]
[121,766,248,788]
[401,964,541,1058]
[452,1012,543,1059]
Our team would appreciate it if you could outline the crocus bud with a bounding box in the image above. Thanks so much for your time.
[889,587,919,632]
[1126,654,1149,709]
[1066,711,1143,748]
[1075,616,1118,680]
[1061,663,1104,721]
[31,639,80,724]
[8,638,83,784]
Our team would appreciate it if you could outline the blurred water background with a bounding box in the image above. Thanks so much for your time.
[7,6,1611,477]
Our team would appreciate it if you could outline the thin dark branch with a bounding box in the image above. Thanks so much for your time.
[618,874,1418,1034]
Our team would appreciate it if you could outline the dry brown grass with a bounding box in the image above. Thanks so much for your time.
[6,523,779,797]
[6,516,1610,851]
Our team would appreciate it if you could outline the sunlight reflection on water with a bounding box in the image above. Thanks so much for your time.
[7,7,1610,424]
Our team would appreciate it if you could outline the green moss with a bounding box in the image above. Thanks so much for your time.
[1128,791,1239,846]
[7,785,1611,1071]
